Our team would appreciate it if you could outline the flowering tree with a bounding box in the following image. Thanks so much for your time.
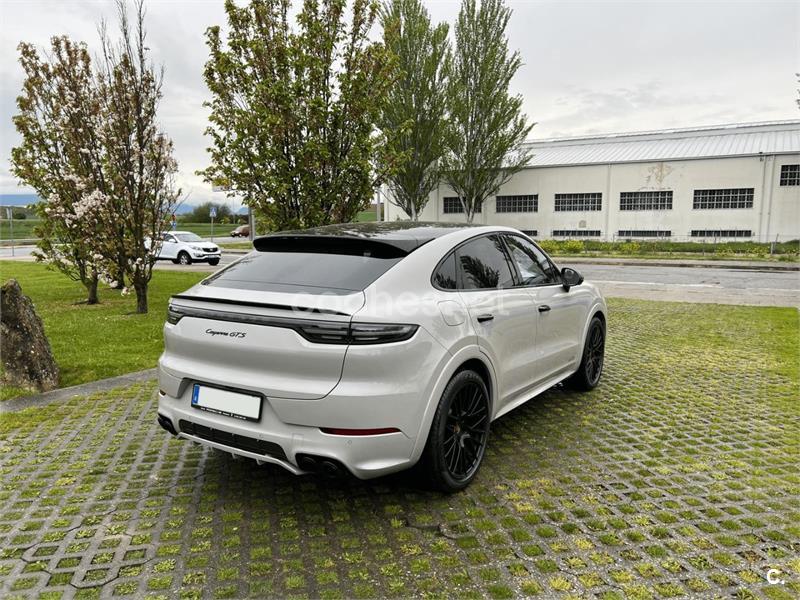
[11,0,179,313]
[11,37,108,304]
[96,0,180,313]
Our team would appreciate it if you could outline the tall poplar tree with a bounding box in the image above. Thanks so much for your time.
[379,0,450,220]
[442,0,533,223]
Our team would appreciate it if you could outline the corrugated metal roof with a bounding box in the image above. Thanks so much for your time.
[523,120,800,168]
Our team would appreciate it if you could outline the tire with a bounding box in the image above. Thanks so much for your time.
[567,315,605,391]
[420,369,491,492]
[171,259,179,264]
[178,252,192,265]
[208,258,220,266]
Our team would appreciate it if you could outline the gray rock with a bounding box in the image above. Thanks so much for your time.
[1,279,59,392]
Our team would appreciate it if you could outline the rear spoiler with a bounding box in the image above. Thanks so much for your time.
[253,235,412,258]
[170,294,351,316]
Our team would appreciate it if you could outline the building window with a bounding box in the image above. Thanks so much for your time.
[690,230,752,238]
[520,230,538,237]
[443,197,481,214]
[496,195,538,213]
[554,193,602,212]
[618,230,672,238]
[620,191,673,211]
[693,188,753,209]
[552,230,601,238]
[780,164,800,186]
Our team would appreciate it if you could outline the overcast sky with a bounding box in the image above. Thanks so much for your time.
[0,0,797,205]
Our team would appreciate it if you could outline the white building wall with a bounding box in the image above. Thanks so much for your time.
[383,154,800,241]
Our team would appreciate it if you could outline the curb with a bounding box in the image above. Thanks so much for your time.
[553,257,799,271]
[1,368,156,413]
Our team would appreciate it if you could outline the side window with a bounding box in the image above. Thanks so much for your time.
[457,235,516,290]
[433,252,457,289]
[163,234,175,243]
[504,235,559,286]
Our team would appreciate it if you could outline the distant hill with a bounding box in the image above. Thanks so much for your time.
[0,194,40,206]
[0,194,208,215]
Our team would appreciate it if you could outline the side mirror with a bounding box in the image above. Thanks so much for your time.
[561,267,584,291]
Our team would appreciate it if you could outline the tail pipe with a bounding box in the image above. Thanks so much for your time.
[295,453,349,478]
[157,414,177,436]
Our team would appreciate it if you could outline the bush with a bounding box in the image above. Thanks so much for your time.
[562,240,584,254]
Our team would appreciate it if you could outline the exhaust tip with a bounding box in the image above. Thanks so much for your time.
[320,460,341,478]
[296,454,348,478]
[297,455,318,471]
[157,414,177,436]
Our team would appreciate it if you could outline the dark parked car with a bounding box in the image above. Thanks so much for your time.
[230,224,250,238]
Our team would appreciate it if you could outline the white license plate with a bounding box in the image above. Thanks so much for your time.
[191,384,261,421]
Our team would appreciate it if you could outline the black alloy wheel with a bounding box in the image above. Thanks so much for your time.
[421,369,490,492]
[568,316,605,390]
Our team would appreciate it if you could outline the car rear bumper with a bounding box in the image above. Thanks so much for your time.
[157,326,450,479]
[156,387,417,479]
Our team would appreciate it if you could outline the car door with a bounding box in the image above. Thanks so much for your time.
[160,233,178,259]
[455,234,539,415]
[503,234,586,383]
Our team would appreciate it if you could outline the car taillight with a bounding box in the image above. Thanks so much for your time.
[166,304,183,324]
[294,321,351,344]
[295,322,418,345]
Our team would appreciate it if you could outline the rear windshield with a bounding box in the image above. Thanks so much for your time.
[204,249,403,295]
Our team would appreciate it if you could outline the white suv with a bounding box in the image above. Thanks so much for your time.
[155,231,221,266]
[157,223,606,491]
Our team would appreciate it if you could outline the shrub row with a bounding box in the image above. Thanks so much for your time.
[537,239,800,257]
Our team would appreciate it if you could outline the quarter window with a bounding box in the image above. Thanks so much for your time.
[504,236,559,286]
[456,235,515,290]
[780,164,799,186]
[433,252,457,290]
[693,188,753,209]
[554,193,602,212]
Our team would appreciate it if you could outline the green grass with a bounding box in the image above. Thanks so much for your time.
[0,261,205,400]
[0,218,39,240]
[177,208,382,238]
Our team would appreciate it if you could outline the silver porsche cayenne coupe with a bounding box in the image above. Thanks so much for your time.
[157,222,607,491]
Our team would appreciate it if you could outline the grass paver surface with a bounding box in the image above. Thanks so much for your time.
[0,299,798,599]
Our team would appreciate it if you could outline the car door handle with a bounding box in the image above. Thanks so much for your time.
[476,314,494,323]
[538,305,551,313]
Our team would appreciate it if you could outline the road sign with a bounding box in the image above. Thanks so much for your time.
[209,206,217,219]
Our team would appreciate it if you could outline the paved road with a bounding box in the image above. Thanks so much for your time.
[2,245,798,307]
[566,262,799,307]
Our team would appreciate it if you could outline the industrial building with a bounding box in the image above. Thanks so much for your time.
[383,120,800,242]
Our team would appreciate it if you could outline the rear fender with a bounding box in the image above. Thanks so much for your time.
[409,346,498,464]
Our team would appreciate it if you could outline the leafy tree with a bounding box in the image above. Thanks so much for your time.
[94,0,180,313]
[379,0,449,220]
[201,0,400,230]
[11,37,107,304]
[186,201,233,223]
[442,0,532,223]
